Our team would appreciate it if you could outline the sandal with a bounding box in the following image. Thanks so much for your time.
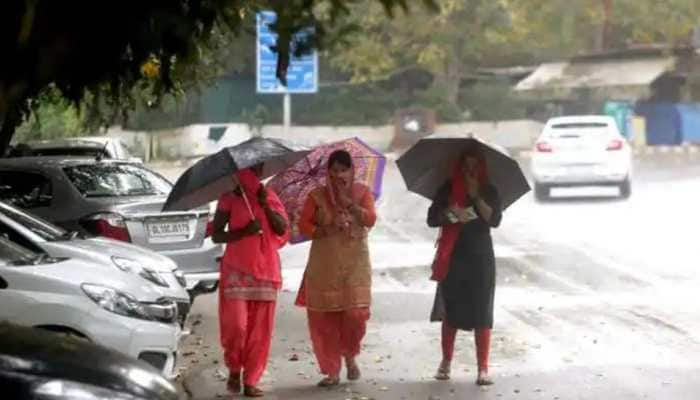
[434,361,451,381]
[227,372,242,394]
[476,371,494,386]
[243,385,265,397]
[346,358,361,381]
[317,376,340,387]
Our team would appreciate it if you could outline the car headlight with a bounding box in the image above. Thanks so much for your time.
[112,256,169,288]
[34,379,142,400]
[173,270,187,288]
[81,284,151,321]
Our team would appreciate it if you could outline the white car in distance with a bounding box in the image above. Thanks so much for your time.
[531,115,633,200]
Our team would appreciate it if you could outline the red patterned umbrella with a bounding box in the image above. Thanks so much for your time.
[266,137,386,244]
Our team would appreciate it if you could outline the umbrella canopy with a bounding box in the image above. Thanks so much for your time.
[163,137,309,211]
[397,136,530,209]
[266,137,386,244]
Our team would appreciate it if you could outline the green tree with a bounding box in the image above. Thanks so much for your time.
[505,0,699,54]
[330,0,541,117]
[0,0,435,154]
[14,91,87,142]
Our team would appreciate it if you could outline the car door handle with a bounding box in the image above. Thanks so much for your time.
[0,276,7,289]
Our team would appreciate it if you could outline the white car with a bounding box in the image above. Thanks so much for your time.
[531,115,633,200]
[0,200,191,325]
[0,236,181,376]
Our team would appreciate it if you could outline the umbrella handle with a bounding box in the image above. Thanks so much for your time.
[240,190,263,235]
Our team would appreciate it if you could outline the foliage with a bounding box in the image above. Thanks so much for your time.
[14,90,87,142]
[0,0,436,153]
[242,104,270,136]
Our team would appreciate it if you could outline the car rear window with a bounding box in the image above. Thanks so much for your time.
[63,164,172,197]
[551,122,608,129]
[547,122,611,138]
[32,148,109,158]
[0,171,53,209]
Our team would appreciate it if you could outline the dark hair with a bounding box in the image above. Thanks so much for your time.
[327,150,353,169]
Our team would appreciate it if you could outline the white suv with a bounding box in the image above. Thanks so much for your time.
[531,115,633,200]
[0,236,181,376]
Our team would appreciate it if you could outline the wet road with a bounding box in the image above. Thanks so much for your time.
[173,154,700,399]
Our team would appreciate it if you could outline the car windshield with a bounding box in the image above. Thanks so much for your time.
[63,163,172,198]
[0,202,67,241]
[0,236,40,266]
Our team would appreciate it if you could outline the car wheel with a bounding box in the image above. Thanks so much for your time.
[619,178,632,199]
[534,182,550,202]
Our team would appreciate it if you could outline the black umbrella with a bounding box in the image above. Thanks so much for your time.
[396,136,530,209]
[163,137,310,211]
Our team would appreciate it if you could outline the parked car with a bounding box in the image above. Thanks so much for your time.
[0,157,222,299]
[0,236,181,376]
[18,137,142,162]
[531,115,633,200]
[0,322,180,400]
[0,200,191,326]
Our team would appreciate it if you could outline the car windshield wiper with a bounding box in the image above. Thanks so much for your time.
[59,231,81,241]
[124,189,159,196]
[31,253,50,265]
[84,193,117,198]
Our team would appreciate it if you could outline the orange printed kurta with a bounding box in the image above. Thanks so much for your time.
[296,183,376,312]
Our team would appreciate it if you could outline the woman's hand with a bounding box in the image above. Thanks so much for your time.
[337,189,353,208]
[449,206,472,224]
[334,211,351,229]
[242,219,262,236]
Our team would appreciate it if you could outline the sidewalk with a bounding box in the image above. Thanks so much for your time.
[177,291,700,400]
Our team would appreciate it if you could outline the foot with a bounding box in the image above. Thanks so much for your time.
[434,359,451,381]
[227,372,242,394]
[476,370,494,386]
[317,376,340,387]
[243,385,265,397]
[345,357,361,381]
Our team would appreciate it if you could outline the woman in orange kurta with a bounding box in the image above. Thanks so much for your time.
[295,150,377,387]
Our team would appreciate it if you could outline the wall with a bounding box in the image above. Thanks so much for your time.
[107,119,544,160]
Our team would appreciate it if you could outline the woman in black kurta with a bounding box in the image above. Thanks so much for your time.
[427,149,502,386]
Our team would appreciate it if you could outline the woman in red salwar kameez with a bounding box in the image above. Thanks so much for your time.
[212,167,289,398]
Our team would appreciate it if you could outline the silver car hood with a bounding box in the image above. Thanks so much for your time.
[41,237,178,272]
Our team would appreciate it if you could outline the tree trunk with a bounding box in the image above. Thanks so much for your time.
[0,81,30,156]
[0,108,21,156]
[432,51,462,109]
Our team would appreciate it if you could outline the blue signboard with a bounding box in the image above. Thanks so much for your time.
[256,11,318,94]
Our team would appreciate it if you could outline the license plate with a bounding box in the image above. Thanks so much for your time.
[147,221,190,238]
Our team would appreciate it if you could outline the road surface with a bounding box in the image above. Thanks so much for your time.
[169,154,700,400]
